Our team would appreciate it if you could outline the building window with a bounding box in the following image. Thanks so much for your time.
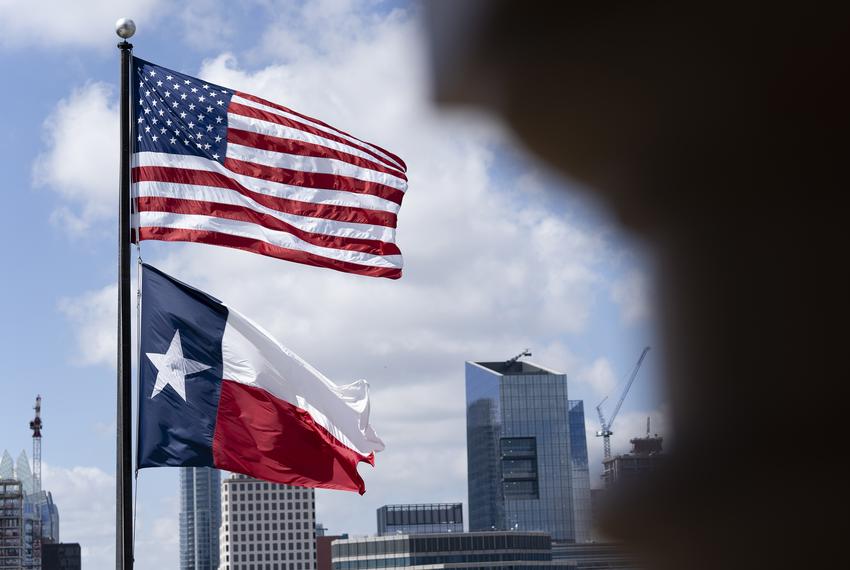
[500,437,539,499]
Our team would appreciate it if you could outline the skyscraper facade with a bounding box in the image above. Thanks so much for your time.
[219,473,316,570]
[465,360,591,542]
[179,467,221,570]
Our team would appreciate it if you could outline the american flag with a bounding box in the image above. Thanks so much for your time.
[132,57,407,279]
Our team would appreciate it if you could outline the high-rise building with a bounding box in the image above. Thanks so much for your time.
[42,542,81,570]
[180,467,221,570]
[377,504,463,536]
[465,360,591,542]
[219,473,316,570]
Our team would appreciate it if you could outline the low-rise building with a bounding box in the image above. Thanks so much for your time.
[42,542,81,570]
[377,504,463,536]
[331,531,572,570]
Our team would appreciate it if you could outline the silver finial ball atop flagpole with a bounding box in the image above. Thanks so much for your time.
[115,18,136,39]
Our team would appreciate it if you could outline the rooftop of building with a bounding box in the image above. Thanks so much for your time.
[379,503,462,509]
[333,530,551,544]
[469,360,563,376]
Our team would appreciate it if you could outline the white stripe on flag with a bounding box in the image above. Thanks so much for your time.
[138,211,403,268]
[133,152,401,214]
[226,143,408,192]
[136,181,397,242]
[221,307,385,457]
[228,113,406,177]
[230,95,405,172]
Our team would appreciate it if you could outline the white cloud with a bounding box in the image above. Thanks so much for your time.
[42,463,178,570]
[576,357,619,398]
[611,270,652,325]
[57,279,138,368]
[33,82,118,235]
[0,0,164,50]
[42,463,114,569]
[57,284,116,367]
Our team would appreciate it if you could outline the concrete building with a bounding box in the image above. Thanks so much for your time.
[377,504,463,536]
[180,467,221,570]
[600,435,665,488]
[330,531,572,570]
[466,360,591,542]
[42,543,81,570]
[220,473,316,570]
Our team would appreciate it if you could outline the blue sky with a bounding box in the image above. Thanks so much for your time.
[0,1,664,568]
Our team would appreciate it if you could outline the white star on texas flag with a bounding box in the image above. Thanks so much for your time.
[146,330,211,402]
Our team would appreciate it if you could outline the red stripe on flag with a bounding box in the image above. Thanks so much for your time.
[133,166,397,228]
[212,380,374,494]
[223,158,405,206]
[227,128,408,182]
[138,227,403,279]
[234,93,407,171]
[228,101,405,174]
[136,196,401,256]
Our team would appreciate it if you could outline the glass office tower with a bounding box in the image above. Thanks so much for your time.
[180,467,221,570]
[465,361,591,542]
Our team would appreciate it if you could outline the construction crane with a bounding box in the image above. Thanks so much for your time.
[506,349,532,364]
[596,346,651,460]
[29,395,42,495]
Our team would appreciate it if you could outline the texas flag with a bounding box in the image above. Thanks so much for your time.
[137,264,384,493]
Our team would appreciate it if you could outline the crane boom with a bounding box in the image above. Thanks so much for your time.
[596,346,651,462]
[607,346,651,427]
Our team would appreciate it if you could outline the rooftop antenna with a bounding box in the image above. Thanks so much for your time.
[506,349,532,365]
[29,395,42,495]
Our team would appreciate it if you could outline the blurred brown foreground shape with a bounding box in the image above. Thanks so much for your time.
[426,2,843,569]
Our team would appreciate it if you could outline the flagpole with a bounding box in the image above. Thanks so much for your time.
[116,17,136,570]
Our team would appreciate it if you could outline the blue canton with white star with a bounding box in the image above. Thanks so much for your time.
[133,57,233,164]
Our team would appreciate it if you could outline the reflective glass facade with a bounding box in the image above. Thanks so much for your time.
[567,402,591,543]
[378,504,463,535]
[466,361,591,542]
[180,467,221,570]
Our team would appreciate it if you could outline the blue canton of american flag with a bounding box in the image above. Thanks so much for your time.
[132,57,408,279]
[134,58,232,162]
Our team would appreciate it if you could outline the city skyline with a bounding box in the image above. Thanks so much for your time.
[0,1,664,568]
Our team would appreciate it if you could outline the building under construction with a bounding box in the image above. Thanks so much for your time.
[0,396,60,570]
[0,479,24,570]
[601,424,665,488]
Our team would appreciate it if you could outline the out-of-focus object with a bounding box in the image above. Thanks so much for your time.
[427,2,842,568]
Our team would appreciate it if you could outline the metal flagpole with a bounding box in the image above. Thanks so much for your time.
[116,17,136,570]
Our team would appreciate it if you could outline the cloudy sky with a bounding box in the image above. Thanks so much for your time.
[0,1,665,568]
